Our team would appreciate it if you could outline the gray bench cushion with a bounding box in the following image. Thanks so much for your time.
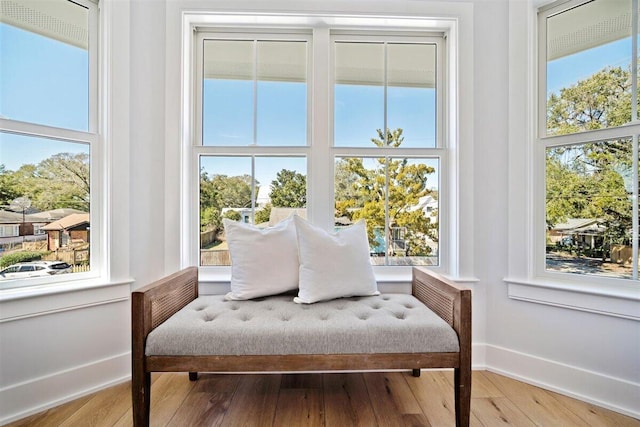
[145,294,459,356]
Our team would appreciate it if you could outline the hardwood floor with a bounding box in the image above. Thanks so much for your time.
[6,370,639,427]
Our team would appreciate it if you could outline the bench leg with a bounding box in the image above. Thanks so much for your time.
[454,367,471,427]
[412,368,421,377]
[189,372,198,381]
[132,371,150,427]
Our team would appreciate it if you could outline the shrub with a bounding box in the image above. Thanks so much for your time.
[0,251,43,268]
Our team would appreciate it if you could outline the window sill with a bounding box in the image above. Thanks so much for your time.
[0,277,133,322]
[198,266,479,295]
[505,277,640,321]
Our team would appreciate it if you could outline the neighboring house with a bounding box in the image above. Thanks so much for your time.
[41,213,90,251]
[221,207,253,223]
[549,218,605,250]
[0,210,48,242]
[409,194,438,223]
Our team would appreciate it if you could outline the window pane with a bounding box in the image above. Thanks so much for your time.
[334,42,384,147]
[203,39,307,146]
[0,132,90,282]
[203,40,254,146]
[387,43,436,148]
[0,1,89,131]
[546,0,632,136]
[199,156,306,266]
[545,139,635,279]
[257,41,307,146]
[334,42,436,147]
[335,156,439,266]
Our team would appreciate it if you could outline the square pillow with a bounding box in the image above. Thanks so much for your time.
[224,216,299,300]
[293,215,379,304]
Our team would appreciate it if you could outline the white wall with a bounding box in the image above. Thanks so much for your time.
[493,0,640,418]
[0,0,638,425]
[0,0,136,424]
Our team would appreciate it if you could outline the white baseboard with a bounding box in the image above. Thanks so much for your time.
[0,352,131,426]
[482,343,640,419]
[2,345,637,424]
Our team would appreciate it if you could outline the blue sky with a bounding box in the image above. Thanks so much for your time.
[0,21,634,178]
[0,23,89,171]
[546,37,631,95]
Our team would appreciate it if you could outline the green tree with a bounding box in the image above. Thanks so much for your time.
[0,165,20,207]
[336,128,437,256]
[546,66,635,244]
[223,210,242,221]
[0,153,90,212]
[334,160,365,220]
[255,203,272,224]
[547,66,632,135]
[269,169,306,208]
[199,171,254,232]
[33,153,90,211]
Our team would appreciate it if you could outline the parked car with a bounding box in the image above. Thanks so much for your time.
[559,236,574,246]
[0,261,72,279]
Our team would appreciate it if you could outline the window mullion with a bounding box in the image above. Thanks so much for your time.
[633,135,639,279]
[632,0,638,122]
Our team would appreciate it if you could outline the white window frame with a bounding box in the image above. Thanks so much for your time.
[0,0,103,289]
[506,0,640,320]
[330,32,446,268]
[181,13,463,285]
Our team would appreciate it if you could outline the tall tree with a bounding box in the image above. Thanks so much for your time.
[0,153,90,211]
[0,165,20,208]
[546,66,635,244]
[547,66,632,135]
[269,169,306,208]
[336,128,438,256]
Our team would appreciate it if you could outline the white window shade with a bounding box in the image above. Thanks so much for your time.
[335,41,436,88]
[0,0,88,50]
[546,0,632,61]
[203,40,307,82]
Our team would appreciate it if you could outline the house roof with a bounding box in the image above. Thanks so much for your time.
[30,208,86,221]
[551,218,599,232]
[41,214,90,231]
[0,210,44,224]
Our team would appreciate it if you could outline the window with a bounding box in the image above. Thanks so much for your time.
[189,17,451,275]
[539,0,639,281]
[333,36,442,266]
[0,225,19,238]
[0,0,99,288]
[197,34,310,266]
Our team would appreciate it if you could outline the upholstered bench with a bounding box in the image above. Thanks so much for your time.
[132,266,471,427]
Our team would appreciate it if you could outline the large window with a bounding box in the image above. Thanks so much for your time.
[192,24,447,272]
[333,36,441,266]
[197,35,310,266]
[539,0,639,281]
[0,0,99,288]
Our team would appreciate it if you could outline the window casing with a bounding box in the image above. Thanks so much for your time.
[0,0,101,289]
[189,22,451,277]
[537,0,640,283]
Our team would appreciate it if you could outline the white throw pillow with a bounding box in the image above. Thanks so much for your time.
[293,215,379,304]
[224,217,299,300]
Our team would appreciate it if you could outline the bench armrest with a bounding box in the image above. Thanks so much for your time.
[131,267,199,367]
[412,267,471,365]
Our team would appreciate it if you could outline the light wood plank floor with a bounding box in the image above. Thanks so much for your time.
[6,370,639,427]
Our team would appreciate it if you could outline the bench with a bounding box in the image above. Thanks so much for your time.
[131,266,471,426]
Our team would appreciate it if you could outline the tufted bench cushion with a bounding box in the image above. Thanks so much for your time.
[145,293,459,356]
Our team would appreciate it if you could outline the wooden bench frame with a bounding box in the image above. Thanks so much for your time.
[131,266,471,426]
